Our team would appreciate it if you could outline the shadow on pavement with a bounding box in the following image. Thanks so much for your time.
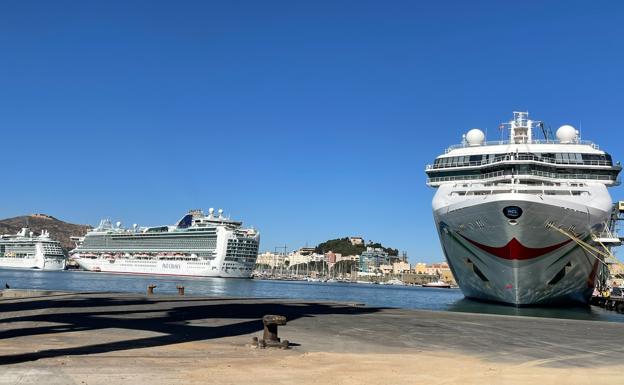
[0,294,382,365]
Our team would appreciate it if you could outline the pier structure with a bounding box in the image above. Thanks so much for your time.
[1,290,624,384]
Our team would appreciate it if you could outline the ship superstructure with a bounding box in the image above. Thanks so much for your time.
[0,228,66,270]
[426,112,621,305]
[70,208,259,278]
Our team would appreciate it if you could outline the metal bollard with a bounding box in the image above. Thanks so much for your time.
[147,284,157,295]
[262,315,288,347]
[176,285,185,296]
[250,315,290,349]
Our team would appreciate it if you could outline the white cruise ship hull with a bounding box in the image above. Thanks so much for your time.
[72,255,253,278]
[433,185,612,305]
[0,256,66,271]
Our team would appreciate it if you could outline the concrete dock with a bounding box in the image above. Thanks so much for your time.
[1,290,623,384]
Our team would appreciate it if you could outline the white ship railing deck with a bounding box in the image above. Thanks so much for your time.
[427,170,620,186]
[445,139,599,152]
[426,153,616,170]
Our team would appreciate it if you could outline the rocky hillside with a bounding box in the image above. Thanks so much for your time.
[0,214,91,255]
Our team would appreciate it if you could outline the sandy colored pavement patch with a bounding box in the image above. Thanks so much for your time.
[2,345,621,385]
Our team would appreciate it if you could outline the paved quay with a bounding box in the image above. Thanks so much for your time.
[1,290,623,384]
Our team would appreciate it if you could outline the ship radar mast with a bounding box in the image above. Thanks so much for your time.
[509,111,534,144]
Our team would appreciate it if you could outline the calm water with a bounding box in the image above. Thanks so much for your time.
[1,268,623,323]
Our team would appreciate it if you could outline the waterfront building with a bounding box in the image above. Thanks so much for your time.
[256,252,286,268]
[287,252,310,267]
[325,251,342,270]
[379,264,393,275]
[308,253,328,263]
[424,262,450,276]
[359,247,391,273]
[336,254,358,262]
[393,261,411,274]
[325,251,337,264]
[413,262,428,274]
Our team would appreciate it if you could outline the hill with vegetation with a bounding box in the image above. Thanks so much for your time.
[314,237,399,256]
[0,214,91,255]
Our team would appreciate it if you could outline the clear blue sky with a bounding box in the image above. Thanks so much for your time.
[1,1,623,263]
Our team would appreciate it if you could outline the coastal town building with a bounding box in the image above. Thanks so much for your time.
[413,263,427,274]
[424,262,450,276]
[348,237,364,246]
[359,247,388,273]
[358,248,403,274]
[336,254,358,262]
[404,261,457,285]
[392,261,411,274]
[379,264,393,275]
[256,252,286,268]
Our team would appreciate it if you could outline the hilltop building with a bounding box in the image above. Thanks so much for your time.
[349,237,364,246]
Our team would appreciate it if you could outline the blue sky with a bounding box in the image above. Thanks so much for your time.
[1,1,623,263]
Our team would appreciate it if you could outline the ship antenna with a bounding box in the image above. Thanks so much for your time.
[539,122,548,140]
[579,120,582,140]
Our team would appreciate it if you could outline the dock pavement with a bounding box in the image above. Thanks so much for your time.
[1,290,623,384]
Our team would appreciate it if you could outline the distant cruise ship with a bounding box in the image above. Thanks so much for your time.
[426,112,621,305]
[70,208,259,278]
[0,228,66,270]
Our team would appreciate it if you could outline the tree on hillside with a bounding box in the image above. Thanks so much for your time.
[314,238,366,256]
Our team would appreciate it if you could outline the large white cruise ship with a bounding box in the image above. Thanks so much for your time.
[70,208,259,278]
[0,228,66,270]
[426,112,621,306]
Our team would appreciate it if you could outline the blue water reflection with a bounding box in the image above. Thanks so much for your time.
[1,269,622,323]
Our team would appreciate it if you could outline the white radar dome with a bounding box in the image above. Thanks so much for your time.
[465,129,485,146]
[556,125,578,143]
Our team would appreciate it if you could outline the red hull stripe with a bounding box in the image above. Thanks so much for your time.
[458,234,572,260]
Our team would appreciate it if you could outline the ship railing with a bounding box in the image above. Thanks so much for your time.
[426,153,614,170]
[427,171,620,185]
[452,188,592,197]
[445,139,599,152]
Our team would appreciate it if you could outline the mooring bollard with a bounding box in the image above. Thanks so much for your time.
[176,285,185,296]
[250,315,290,349]
[262,314,286,343]
[147,284,156,295]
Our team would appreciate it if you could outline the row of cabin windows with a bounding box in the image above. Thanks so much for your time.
[428,164,619,179]
[434,152,613,167]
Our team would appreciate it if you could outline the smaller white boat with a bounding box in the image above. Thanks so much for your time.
[422,280,451,288]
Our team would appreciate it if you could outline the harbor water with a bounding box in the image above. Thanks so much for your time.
[1,268,622,323]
